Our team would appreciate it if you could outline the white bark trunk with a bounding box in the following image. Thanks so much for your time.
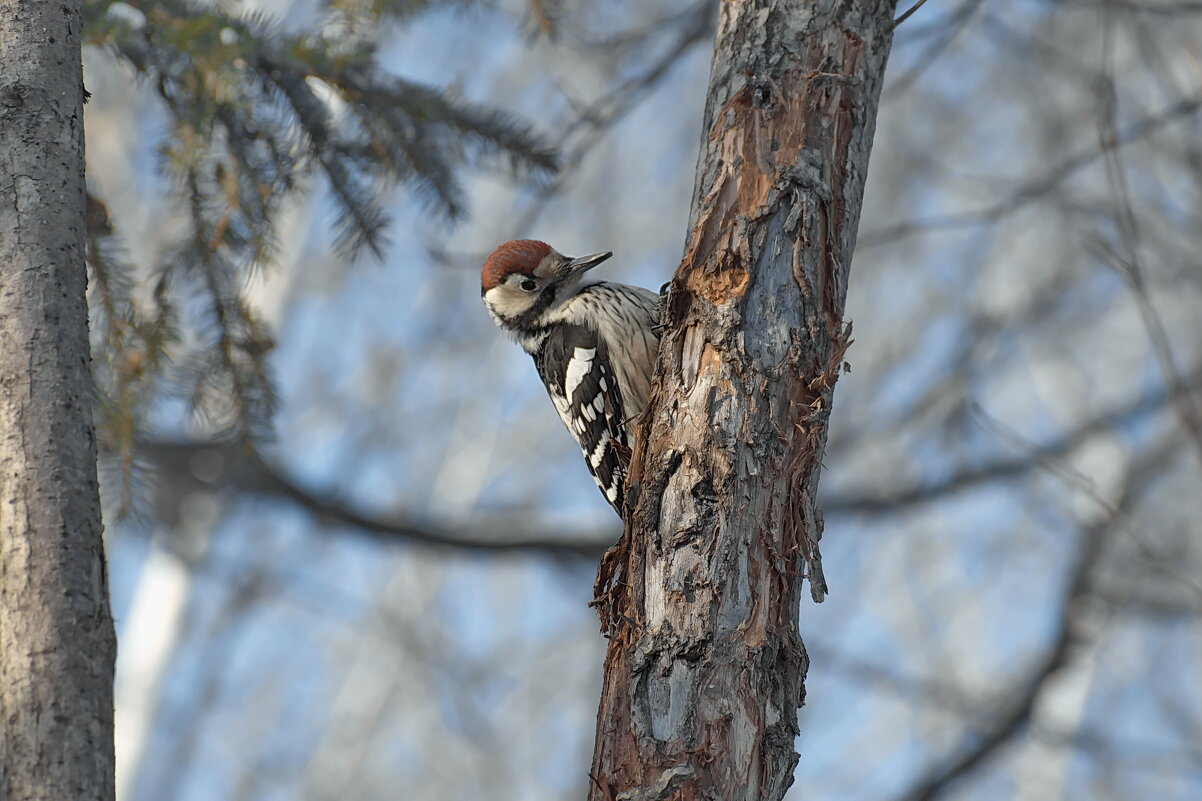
[114,544,192,801]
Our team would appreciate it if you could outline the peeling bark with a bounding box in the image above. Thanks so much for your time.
[589,2,896,799]
[0,2,116,799]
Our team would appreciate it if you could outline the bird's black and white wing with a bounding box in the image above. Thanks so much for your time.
[534,323,631,513]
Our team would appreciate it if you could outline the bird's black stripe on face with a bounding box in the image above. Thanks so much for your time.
[509,281,558,330]
[533,322,630,513]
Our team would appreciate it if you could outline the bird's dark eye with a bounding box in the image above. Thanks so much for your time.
[520,279,538,292]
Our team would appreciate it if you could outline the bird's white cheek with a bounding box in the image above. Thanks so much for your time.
[484,289,522,320]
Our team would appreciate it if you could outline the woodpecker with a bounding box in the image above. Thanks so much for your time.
[481,240,660,516]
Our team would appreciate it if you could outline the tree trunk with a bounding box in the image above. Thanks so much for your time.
[0,2,117,799]
[589,2,896,799]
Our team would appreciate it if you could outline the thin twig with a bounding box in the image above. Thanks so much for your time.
[135,440,617,558]
[1091,23,1202,470]
[896,430,1185,801]
[969,405,1202,600]
[859,96,1202,248]
[826,365,1199,514]
[887,0,983,97]
[894,0,931,28]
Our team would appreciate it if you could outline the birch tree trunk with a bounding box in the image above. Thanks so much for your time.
[0,1,117,799]
[589,2,896,798]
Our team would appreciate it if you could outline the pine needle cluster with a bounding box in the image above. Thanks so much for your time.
[81,0,558,511]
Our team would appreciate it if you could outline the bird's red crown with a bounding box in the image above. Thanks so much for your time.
[481,240,552,291]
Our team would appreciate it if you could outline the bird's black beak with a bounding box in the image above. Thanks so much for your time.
[561,251,612,281]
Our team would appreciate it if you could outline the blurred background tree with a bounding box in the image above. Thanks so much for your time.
[85,1,1202,800]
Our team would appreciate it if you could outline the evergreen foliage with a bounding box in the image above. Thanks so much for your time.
[80,0,558,504]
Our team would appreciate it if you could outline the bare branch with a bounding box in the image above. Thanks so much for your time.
[893,0,932,28]
[859,96,1202,248]
[137,440,615,558]
[896,435,1182,801]
[1089,38,1202,468]
[825,365,1200,514]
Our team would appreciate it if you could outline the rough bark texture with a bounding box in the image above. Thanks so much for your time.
[0,1,117,800]
[589,2,896,799]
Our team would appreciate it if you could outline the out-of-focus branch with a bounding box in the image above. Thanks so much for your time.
[859,95,1202,248]
[137,440,616,558]
[896,435,1181,801]
[972,405,1202,599]
[901,530,1097,801]
[1068,0,1202,16]
[825,365,1198,514]
[137,363,1195,555]
[886,0,981,96]
[427,1,714,269]
[893,0,931,28]
[502,0,715,237]
[812,644,1202,772]
[1090,47,1202,469]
